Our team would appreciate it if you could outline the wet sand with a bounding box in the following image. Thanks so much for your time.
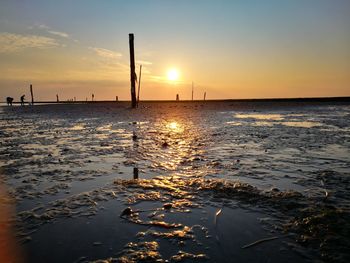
[0,100,349,262]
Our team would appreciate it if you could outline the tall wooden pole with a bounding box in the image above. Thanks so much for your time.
[30,84,34,105]
[129,34,137,108]
[204,92,206,101]
[137,64,142,107]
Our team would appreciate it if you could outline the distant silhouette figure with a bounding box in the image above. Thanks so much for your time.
[6,97,13,106]
[92,94,94,102]
[20,95,25,106]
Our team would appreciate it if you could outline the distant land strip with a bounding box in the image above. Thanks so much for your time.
[1,96,350,104]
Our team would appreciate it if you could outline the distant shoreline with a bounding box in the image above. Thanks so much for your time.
[1,96,350,104]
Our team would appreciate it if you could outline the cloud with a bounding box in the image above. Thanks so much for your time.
[38,24,50,30]
[136,60,152,65]
[48,30,69,38]
[0,32,59,53]
[34,24,70,38]
[89,47,122,59]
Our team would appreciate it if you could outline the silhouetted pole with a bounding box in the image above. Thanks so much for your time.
[56,94,59,102]
[137,64,142,107]
[129,33,137,108]
[116,96,118,101]
[204,92,206,101]
[92,93,94,102]
[30,84,34,105]
[176,94,179,101]
[133,167,139,179]
[191,81,194,101]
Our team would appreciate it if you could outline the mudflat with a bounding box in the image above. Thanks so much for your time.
[0,100,349,262]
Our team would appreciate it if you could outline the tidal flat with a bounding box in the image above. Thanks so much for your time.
[0,100,349,262]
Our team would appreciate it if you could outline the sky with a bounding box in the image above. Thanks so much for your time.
[0,0,349,101]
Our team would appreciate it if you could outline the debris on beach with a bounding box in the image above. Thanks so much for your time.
[170,251,208,262]
[241,236,279,249]
[90,241,162,263]
[149,226,194,240]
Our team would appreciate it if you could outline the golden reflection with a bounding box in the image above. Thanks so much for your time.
[169,122,178,130]
[143,119,204,175]
[70,124,85,130]
[235,114,284,121]
[166,121,184,133]
[282,121,322,128]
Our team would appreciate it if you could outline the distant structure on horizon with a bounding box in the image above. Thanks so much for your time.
[191,82,194,101]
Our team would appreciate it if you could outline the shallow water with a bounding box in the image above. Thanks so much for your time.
[0,101,349,262]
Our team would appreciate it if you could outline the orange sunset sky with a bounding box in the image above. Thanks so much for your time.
[0,0,349,101]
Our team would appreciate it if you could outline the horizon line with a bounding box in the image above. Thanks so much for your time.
[2,96,350,104]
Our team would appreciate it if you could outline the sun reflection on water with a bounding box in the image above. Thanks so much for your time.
[166,121,184,133]
[133,119,205,175]
[235,114,284,121]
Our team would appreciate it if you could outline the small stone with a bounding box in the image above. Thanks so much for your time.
[163,203,172,210]
[120,207,133,217]
[178,241,185,246]
[93,242,102,246]
[23,236,32,243]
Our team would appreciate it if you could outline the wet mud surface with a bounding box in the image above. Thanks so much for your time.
[0,101,349,262]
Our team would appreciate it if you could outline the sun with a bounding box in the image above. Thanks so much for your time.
[167,69,179,81]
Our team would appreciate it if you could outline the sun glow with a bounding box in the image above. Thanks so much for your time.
[167,69,179,81]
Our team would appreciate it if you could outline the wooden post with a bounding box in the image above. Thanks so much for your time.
[204,92,206,101]
[116,96,118,101]
[56,94,59,102]
[191,81,194,101]
[176,94,179,101]
[133,167,139,179]
[92,93,94,102]
[129,33,137,108]
[30,84,34,105]
[137,64,142,107]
